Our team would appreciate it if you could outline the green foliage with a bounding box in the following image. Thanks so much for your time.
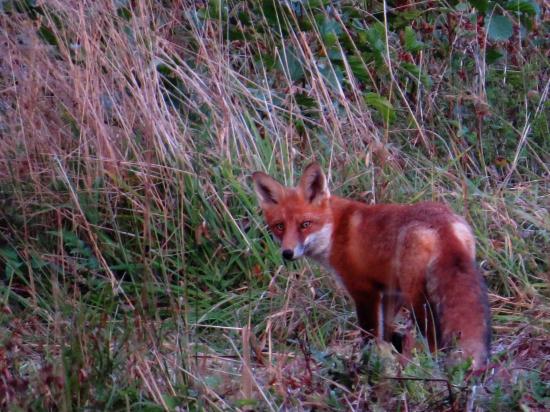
[365,92,396,124]
[403,26,424,53]
[486,15,513,41]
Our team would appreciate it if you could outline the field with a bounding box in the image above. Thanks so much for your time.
[0,0,548,410]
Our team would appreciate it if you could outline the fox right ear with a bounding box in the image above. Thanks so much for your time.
[252,172,285,207]
[299,162,330,204]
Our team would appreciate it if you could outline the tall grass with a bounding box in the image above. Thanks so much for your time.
[0,0,548,410]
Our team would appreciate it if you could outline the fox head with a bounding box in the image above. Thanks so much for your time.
[252,163,333,262]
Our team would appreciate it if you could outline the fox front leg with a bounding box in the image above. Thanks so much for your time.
[353,290,383,340]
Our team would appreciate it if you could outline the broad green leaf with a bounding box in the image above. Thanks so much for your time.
[486,15,513,41]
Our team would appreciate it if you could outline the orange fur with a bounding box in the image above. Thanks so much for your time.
[252,163,491,369]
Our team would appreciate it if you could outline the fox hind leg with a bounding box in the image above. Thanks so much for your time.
[411,297,441,353]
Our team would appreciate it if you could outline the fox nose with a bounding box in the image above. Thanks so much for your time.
[282,249,294,260]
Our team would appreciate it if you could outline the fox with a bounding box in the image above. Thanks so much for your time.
[252,163,491,369]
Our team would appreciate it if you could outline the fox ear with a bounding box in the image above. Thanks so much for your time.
[299,163,330,204]
[252,172,285,207]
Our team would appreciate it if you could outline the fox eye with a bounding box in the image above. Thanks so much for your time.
[300,221,311,229]
[274,223,284,232]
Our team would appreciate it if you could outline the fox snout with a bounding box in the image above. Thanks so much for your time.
[281,243,304,261]
[282,249,294,260]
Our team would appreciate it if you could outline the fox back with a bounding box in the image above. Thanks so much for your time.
[252,163,491,369]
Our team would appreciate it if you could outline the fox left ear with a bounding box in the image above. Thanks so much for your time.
[252,171,285,208]
[299,163,330,204]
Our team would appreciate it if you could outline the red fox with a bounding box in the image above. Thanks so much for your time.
[252,163,490,369]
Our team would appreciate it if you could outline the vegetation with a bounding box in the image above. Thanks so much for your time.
[0,0,548,410]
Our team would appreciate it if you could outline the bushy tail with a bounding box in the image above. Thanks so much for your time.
[428,240,491,369]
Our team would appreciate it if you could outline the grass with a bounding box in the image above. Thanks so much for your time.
[0,0,548,410]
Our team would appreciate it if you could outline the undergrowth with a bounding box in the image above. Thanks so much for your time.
[0,0,548,410]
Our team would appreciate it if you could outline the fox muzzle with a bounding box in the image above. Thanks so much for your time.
[282,249,294,260]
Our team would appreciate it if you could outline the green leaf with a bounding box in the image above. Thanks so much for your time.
[401,62,432,87]
[505,0,539,16]
[486,47,503,64]
[364,92,395,124]
[117,6,132,20]
[366,22,386,66]
[468,0,489,13]
[366,22,386,54]
[318,59,343,92]
[348,55,370,82]
[37,25,58,46]
[0,247,22,277]
[323,31,338,48]
[320,17,342,48]
[486,15,513,41]
[305,0,326,7]
[399,9,423,21]
[207,0,226,19]
[262,0,279,26]
[404,26,423,53]
[278,46,304,82]
[295,93,317,109]
[234,399,259,408]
